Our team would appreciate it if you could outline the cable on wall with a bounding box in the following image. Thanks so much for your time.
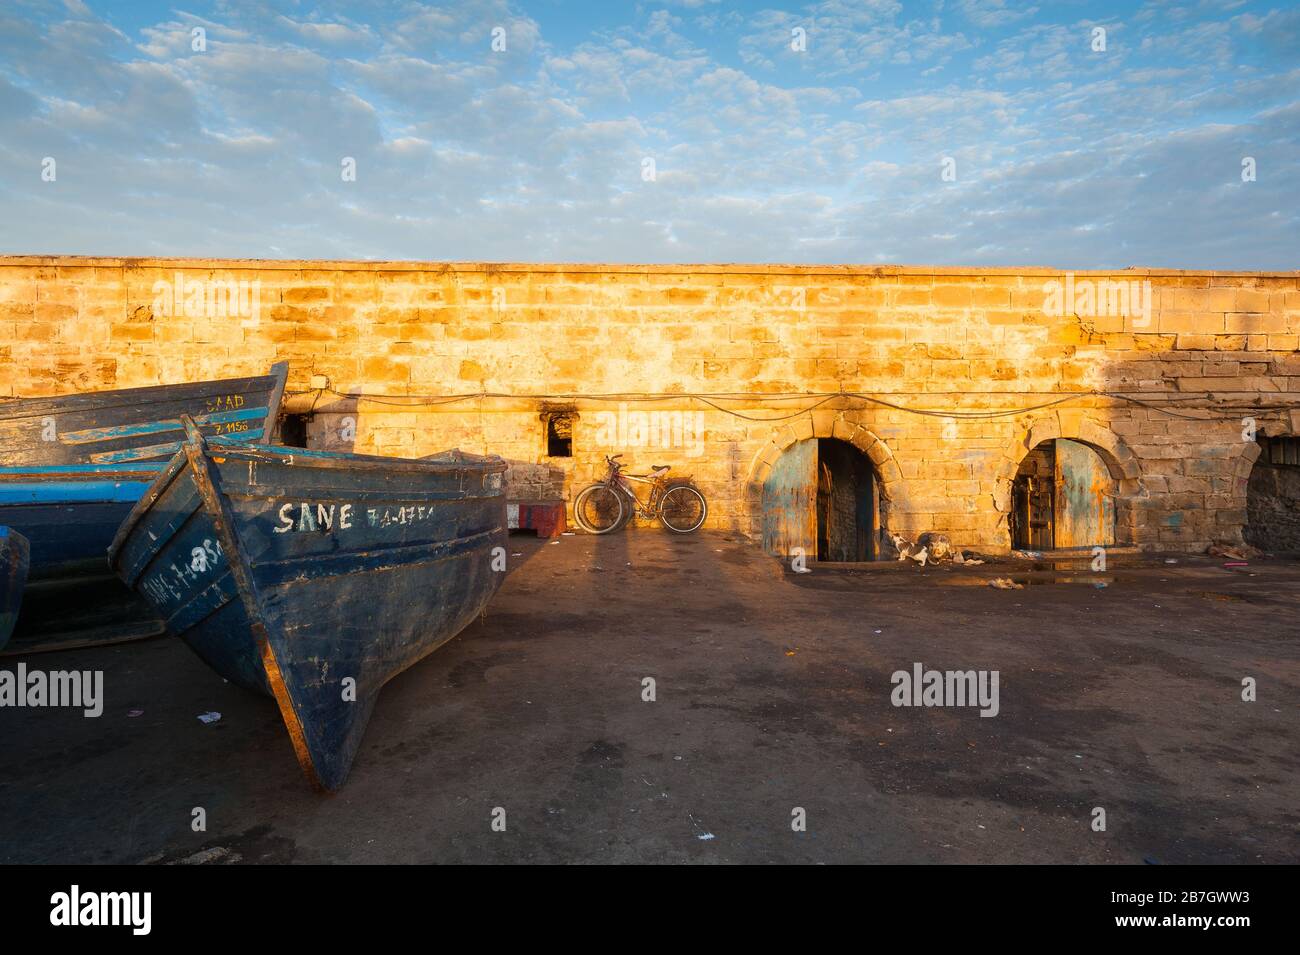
[281,385,1300,424]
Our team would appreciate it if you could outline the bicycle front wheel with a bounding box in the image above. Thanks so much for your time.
[658,484,707,533]
[573,484,625,534]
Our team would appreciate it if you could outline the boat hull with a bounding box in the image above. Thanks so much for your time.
[0,363,288,467]
[0,527,30,650]
[0,465,165,576]
[0,366,288,652]
[110,432,508,791]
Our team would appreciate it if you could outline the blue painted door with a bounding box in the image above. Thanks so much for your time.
[762,438,816,557]
[1054,439,1115,548]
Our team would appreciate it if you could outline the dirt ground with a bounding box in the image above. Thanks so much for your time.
[1,530,1297,864]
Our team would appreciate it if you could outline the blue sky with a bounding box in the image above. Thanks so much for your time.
[0,0,1296,267]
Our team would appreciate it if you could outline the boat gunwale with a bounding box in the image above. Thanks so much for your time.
[0,463,170,480]
[204,442,508,475]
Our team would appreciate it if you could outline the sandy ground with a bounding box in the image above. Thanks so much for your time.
[1,529,1297,864]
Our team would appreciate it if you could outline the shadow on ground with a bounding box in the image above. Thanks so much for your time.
[1,530,1297,864]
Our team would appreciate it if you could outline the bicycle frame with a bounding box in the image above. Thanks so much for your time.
[575,454,705,535]
[606,466,665,519]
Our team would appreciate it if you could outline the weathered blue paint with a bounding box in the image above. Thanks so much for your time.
[87,428,265,464]
[0,526,30,650]
[0,366,287,652]
[0,437,275,576]
[109,423,508,791]
[0,465,168,656]
[0,471,163,504]
[0,362,287,467]
[0,465,165,575]
[59,406,268,445]
[0,463,173,474]
[762,438,817,557]
[1054,439,1116,548]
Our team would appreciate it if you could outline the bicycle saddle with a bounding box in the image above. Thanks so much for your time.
[650,464,670,475]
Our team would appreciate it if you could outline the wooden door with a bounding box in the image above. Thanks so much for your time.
[1053,439,1115,548]
[1011,475,1055,550]
[762,438,816,558]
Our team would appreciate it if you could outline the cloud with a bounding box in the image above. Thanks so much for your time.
[954,0,1039,29]
[0,0,1293,268]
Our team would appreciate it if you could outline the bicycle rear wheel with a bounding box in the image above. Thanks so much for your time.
[658,484,707,533]
[573,484,625,534]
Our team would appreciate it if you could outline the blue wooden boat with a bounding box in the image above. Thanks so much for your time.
[0,364,288,653]
[109,418,508,791]
[0,463,170,655]
[0,526,30,650]
[0,363,287,467]
[0,464,168,577]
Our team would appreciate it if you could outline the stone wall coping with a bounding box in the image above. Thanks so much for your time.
[0,255,1296,279]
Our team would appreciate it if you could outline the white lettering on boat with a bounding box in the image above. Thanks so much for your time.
[274,502,356,533]
[270,501,447,533]
[367,505,433,528]
[141,537,224,605]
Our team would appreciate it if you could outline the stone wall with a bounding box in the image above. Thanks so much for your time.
[2,256,1298,553]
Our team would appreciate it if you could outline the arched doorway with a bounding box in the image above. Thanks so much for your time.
[762,438,877,560]
[1244,434,1300,553]
[1010,438,1116,550]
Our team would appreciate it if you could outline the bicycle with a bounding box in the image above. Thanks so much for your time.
[573,455,708,534]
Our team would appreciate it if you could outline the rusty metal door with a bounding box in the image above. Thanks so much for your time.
[762,438,816,557]
[1053,439,1115,548]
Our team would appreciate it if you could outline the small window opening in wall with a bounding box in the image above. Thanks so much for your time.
[1262,434,1300,467]
[545,412,573,457]
[279,413,310,448]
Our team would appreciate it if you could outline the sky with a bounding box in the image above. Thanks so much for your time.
[0,0,1296,268]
